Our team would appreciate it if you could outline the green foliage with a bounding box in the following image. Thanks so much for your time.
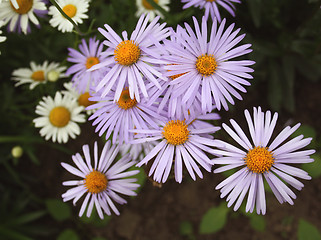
[248,214,266,232]
[57,229,80,240]
[302,154,321,178]
[45,199,72,222]
[80,209,111,227]
[179,220,195,240]
[297,219,321,240]
[199,203,229,234]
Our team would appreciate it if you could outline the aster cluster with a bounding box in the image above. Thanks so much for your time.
[3,0,316,222]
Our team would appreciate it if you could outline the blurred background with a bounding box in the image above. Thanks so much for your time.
[0,0,321,239]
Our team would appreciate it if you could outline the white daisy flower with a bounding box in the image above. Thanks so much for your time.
[135,0,170,21]
[33,91,86,143]
[61,141,140,219]
[0,20,6,55]
[48,0,89,33]
[62,82,96,115]
[0,0,47,35]
[12,61,67,90]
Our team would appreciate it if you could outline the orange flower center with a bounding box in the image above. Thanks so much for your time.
[163,120,189,145]
[62,4,77,18]
[49,106,71,128]
[142,0,159,9]
[206,0,216,2]
[11,0,33,14]
[31,70,45,82]
[86,57,100,69]
[85,170,108,194]
[117,89,137,110]
[114,40,141,66]
[196,54,217,76]
[245,147,274,173]
[78,92,95,108]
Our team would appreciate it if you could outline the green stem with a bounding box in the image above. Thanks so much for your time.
[145,0,169,19]
[49,0,85,36]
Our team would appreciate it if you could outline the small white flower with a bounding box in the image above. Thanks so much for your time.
[33,92,86,143]
[48,0,89,33]
[135,0,170,21]
[12,61,67,90]
[62,82,96,115]
[0,0,47,34]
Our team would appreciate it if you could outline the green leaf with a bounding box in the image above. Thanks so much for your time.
[14,211,46,226]
[80,208,111,227]
[291,124,316,149]
[56,229,80,240]
[249,214,266,232]
[302,154,321,178]
[297,219,321,240]
[179,221,193,236]
[45,199,71,222]
[268,60,282,111]
[199,203,229,234]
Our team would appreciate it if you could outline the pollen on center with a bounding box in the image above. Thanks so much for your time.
[196,54,217,76]
[163,120,189,146]
[49,106,71,128]
[78,92,95,108]
[117,89,137,110]
[62,4,77,18]
[142,0,159,10]
[114,40,141,66]
[245,146,274,174]
[31,70,45,82]
[86,57,100,69]
[11,0,33,14]
[85,170,108,194]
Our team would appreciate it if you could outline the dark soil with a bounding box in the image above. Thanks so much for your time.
[28,78,321,240]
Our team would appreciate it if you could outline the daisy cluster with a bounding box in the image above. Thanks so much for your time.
[4,0,315,220]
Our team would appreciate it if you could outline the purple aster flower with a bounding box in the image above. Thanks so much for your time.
[0,0,47,35]
[212,107,315,215]
[87,86,166,144]
[181,0,241,22]
[163,17,254,112]
[132,114,221,183]
[61,141,140,219]
[90,13,171,103]
[66,37,109,94]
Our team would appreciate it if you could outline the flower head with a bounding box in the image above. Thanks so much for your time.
[0,20,6,54]
[135,0,170,21]
[90,13,171,103]
[88,86,165,144]
[66,37,108,93]
[132,113,221,183]
[62,82,97,115]
[33,91,86,143]
[48,0,89,33]
[181,0,241,22]
[163,17,254,112]
[0,0,47,34]
[212,107,315,214]
[61,141,140,219]
[12,61,67,89]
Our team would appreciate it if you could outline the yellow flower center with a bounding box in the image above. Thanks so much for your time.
[11,0,33,14]
[62,4,77,18]
[85,170,108,194]
[245,147,274,173]
[206,0,216,2]
[78,92,95,108]
[117,89,137,109]
[86,57,100,69]
[142,0,159,10]
[196,54,217,76]
[49,106,71,128]
[163,120,189,146]
[114,40,141,66]
[31,70,45,82]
